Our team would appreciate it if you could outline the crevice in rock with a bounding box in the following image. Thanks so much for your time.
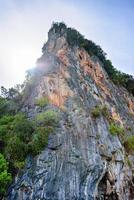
[97,172,119,200]
[129,177,134,200]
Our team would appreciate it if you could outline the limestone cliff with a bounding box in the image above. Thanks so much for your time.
[8,23,134,200]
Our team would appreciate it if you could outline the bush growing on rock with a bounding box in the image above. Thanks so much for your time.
[0,109,58,197]
[124,135,134,153]
[0,114,34,162]
[0,109,59,183]
[35,96,49,107]
[109,123,124,136]
[101,105,109,118]
[31,127,50,154]
[36,110,59,126]
[12,114,34,143]
[5,136,28,162]
[91,104,109,118]
[91,106,101,118]
[0,153,12,197]
[14,161,25,169]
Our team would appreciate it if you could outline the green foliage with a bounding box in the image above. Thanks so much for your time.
[31,127,50,155]
[0,153,12,197]
[36,110,58,126]
[1,85,23,107]
[5,136,28,161]
[0,114,34,166]
[101,105,109,118]
[127,157,132,168]
[47,22,134,95]
[0,109,58,196]
[0,113,34,147]
[12,114,34,143]
[35,96,49,107]
[91,104,109,119]
[14,161,25,169]
[0,62,59,196]
[0,115,14,126]
[0,115,15,150]
[0,97,9,117]
[124,135,134,153]
[109,123,124,136]
[91,106,101,118]
[0,109,58,185]
[0,95,20,117]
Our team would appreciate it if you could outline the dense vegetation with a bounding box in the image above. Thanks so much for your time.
[0,153,11,198]
[0,86,59,198]
[46,22,134,95]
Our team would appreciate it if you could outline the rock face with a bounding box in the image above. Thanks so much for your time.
[8,25,134,200]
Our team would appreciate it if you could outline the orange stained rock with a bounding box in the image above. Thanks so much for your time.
[127,98,134,114]
[44,73,73,108]
[111,107,123,125]
[60,66,70,79]
[77,49,111,98]
[123,94,134,114]
[57,48,70,66]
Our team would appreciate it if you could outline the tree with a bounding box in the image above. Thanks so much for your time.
[0,97,8,117]
[1,86,8,98]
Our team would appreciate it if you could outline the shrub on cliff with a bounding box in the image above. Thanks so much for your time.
[0,110,59,173]
[91,106,101,118]
[5,136,28,162]
[36,110,59,126]
[91,104,109,118]
[124,135,134,153]
[109,123,124,136]
[31,127,51,154]
[0,153,12,197]
[35,96,49,107]
[12,114,34,143]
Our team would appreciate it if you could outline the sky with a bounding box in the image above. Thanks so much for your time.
[0,0,134,88]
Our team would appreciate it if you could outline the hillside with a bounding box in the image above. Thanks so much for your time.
[0,22,134,200]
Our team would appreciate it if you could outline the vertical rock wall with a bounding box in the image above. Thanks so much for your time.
[8,27,134,200]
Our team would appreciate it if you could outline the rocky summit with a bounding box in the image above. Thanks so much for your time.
[8,23,134,200]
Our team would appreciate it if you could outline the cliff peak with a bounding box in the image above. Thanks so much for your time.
[7,23,134,200]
